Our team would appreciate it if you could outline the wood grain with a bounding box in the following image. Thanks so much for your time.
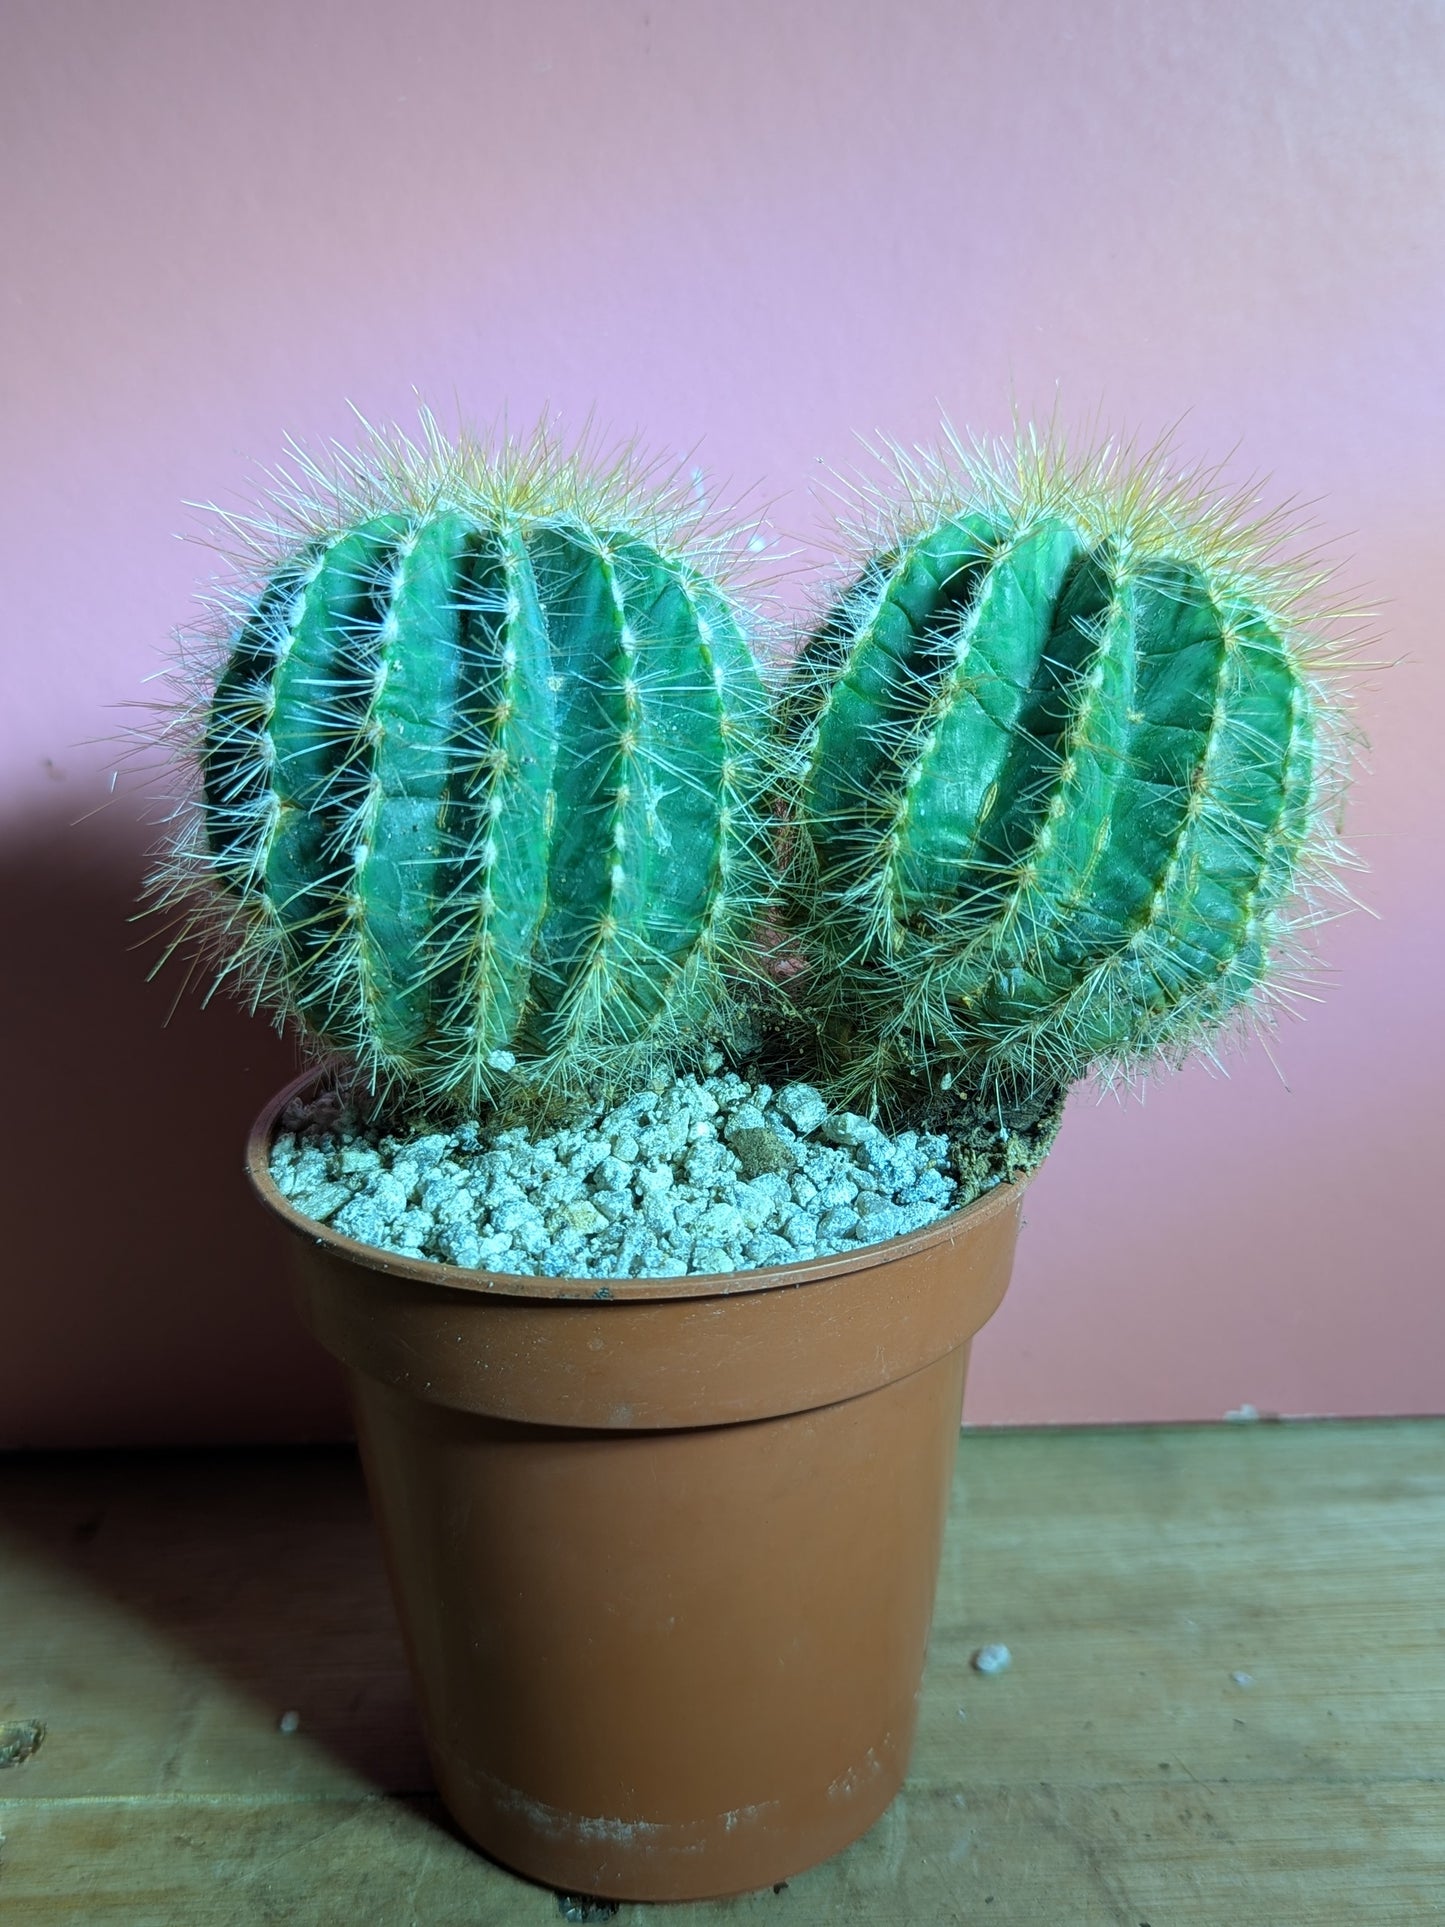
[2,1421,1441,1922]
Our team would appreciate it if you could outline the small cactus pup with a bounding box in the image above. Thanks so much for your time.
[148,415,778,1123]
[781,425,1361,1119]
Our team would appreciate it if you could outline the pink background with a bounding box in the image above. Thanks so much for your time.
[2,0,1441,1445]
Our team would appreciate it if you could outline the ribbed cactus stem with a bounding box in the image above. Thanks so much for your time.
[166,420,775,1118]
[785,434,1354,1110]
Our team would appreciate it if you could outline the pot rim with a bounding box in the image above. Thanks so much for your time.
[247,1065,1033,1305]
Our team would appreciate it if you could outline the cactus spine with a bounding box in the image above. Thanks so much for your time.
[783,429,1356,1112]
[158,418,775,1118]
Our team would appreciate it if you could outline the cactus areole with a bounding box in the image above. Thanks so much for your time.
[785,463,1345,1110]
[192,465,772,1119]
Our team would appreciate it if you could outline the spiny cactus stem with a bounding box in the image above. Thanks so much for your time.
[168,419,778,1121]
[785,422,1356,1104]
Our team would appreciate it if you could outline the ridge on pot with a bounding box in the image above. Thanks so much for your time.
[144,410,1364,1900]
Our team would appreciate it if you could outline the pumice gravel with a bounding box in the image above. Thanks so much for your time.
[270,1071,1024,1281]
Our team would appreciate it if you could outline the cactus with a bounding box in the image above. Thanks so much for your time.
[782,426,1359,1114]
[151,416,777,1119]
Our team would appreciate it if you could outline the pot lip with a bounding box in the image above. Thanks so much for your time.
[247,1065,1034,1304]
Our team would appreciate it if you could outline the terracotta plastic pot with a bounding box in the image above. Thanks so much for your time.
[246,1068,1031,1902]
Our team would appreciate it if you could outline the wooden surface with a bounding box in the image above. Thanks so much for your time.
[1,1421,1441,1924]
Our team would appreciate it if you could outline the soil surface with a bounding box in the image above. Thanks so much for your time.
[270,1066,1061,1280]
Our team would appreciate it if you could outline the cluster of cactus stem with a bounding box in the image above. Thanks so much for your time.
[152,416,1355,1126]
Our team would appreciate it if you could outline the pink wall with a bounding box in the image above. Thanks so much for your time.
[2,0,1441,1444]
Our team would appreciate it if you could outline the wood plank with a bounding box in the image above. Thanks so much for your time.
[1,1422,1441,1920]
[2,1781,1441,1925]
[918,1420,1445,1790]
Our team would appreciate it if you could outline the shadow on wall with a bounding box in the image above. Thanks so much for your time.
[0,800,350,1448]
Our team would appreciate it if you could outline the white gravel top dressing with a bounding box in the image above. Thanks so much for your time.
[270,1071,998,1280]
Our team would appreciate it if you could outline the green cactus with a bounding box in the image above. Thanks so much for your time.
[782,427,1358,1114]
[153,416,776,1119]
